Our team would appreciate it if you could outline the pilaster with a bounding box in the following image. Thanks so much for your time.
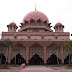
[44,47,46,65]
[60,46,64,64]
[8,45,12,64]
[26,47,29,65]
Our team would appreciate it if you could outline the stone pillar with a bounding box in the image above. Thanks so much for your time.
[8,45,12,64]
[60,46,64,64]
[44,47,46,65]
[26,47,29,65]
[58,26,59,31]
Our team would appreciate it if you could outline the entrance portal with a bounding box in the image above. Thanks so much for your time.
[64,54,72,64]
[47,54,61,65]
[0,53,6,64]
[29,54,43,65]
[11,54,26,65]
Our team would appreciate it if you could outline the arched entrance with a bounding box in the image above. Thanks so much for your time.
[64,54,72,64]
[11,54,26,65]
[29,54,43,65]
[11,43,26,65]
[29,44,44,65]
[0,53,6,64]
[47,54,61,65]
[47,43,61,65]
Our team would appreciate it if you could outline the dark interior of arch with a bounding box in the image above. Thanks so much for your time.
[30,19,35,25]
[37,19,41,23]
[64,54,72,64]
[0,53,6,64]
[47,54,61,65]
[25,20,29,26]
[11,54,26,65]
[37,19,41,25]
[29,54,44,65]
[44,20,47,25]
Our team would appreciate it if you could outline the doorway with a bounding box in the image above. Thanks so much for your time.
[47,54,61,65]
[29,54,43,65]
[0,53,6,64]
[11,54,26,65]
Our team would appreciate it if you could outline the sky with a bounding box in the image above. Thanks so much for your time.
[0,0,72,39]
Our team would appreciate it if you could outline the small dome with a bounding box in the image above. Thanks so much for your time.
[54,22,64,29]
[9,22,16,25]
[55,22,62,26]
[22,11,49,24]
[7,22,18,29]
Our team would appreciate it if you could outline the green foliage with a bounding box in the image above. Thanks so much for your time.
[67,64,72,66]
[64,40,72,52]
[54,44,60,50]
[0,47,3,51]
[4,38,13,47]
[0,64,9,69]
[12,46,19,51]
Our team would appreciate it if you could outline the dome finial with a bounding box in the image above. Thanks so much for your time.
[13,20,14,22]
[35,2,36,11]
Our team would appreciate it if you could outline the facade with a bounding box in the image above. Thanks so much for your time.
[0,10,71,65]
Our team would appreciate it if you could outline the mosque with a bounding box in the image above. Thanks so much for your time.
[0,8,71,65]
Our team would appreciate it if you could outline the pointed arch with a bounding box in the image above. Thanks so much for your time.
[47,54,61,65]
[43,20,47,26]
[12,42,26,61]
[25,20,29,26]
[11,53,26,65]
[0,53,6,64]
[30,19,35,25]
[37,19,42,25]
[29,54,44,65]
[29,44,44,64]
[46,43,61,60]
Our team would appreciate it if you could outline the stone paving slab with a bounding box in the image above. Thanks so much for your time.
[0,65,72,72]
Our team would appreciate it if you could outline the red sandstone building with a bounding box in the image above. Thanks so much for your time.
[0,9,71,65]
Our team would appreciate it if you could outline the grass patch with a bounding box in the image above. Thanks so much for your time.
[67,64,72,66]
[0,64,9,69]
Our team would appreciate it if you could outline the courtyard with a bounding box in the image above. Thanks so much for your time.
[0,65,72,72]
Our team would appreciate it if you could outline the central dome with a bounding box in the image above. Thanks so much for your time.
[22,11,49,24]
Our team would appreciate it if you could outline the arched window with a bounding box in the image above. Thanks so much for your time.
[30,19,35,25]
[37,19,41,25]
[25,20,29,26]
[59,26,61,30]
[14,26,15,31]
[10,26,12,30]
[43,20,47,26]
[56,26,58,30]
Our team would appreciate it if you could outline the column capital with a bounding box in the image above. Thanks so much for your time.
[44,46,46,51]
[26,47,29,51]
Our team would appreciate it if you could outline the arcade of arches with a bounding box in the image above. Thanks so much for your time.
[0,42,72,65]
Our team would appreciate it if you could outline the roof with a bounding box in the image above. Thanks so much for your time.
[55,22,62,26]
[7,22,18,29]
[22,11,49,24]
[9,22,16,25]
[54,22,64,29]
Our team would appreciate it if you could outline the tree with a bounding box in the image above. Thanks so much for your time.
[4,38,13,64]
[4,38,13,47]
[54,44,60,64]
[12,46,19,64]
[64,40,72,64]
[0,47,3,64]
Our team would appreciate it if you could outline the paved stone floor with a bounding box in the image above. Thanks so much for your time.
[0,65,72,72]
